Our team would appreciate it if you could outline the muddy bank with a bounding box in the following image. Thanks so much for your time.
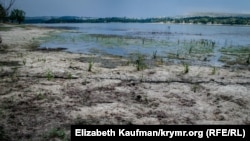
[0,24,249,141]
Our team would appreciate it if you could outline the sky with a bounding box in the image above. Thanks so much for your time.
[13,0,250,17]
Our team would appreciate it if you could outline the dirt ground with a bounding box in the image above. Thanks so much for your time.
[0,24,250,141]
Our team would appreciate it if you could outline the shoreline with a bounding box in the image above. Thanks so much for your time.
[0,24,249,140]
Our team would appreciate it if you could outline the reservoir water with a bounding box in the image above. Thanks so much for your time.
[36,23,250,66]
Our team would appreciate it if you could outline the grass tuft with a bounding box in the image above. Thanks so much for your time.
[46,70,54,81]
[183,63,189,74]
[152,50,157,59]
[135,54,147,71]
[44,128,67,141]
[211,67,216,75]
[88,58,93,72]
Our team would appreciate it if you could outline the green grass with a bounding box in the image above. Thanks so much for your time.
[26,41,40,50]
[17,53,23,58]
[45,70,54,81]
[88,58,93,72]
[192,84,199,93]
[36,92,46,100]
[189,46,193,54]
[183,63,189,74]
[220,47,250,55]
[152,50,157,59]
[10,67,19,82]
[160,57,164,64]
[0,26,12,31]
[140,73,144,82]
[44,128,68,141]
[219,53,250,66]
[247,54,250,64]
[66,72,72,79]
[181,39,215,55]
[135,54,147,71]
[22,59,26,65]
[211,67,216,75]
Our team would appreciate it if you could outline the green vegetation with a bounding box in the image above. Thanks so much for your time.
[183,63,189,74]
[1,0,26,24]
[45,70,54,81]
[36,92,46,100]
[0,26,12,31]
[219,47,250,65]
[44,128,68,141]
[189,46,193,54]
[139,73,144,82]
[174,16,250,25]
[25,16,250,25]
[66,71,72,79]
[247,54,250,64]
[211,67,216,75]
[0,4,7,22]
[166,39,215,61]
[10,67,19,82]
[88,58,93,72]
[192,84,200,93]
[220,47,250,54]
[152,50,157,59]
[22,59,26,65]
[135,54,147,71]
[9,9,25,24]
[184,39,215,54]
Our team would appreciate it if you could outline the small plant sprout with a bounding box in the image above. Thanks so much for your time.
[183,63,189,74]
[189,46,193,54]
[135,54,146,71]
[211,67,216,75]
[11,67,19,82]
[37,92,46,100]
[46,70,54,81]
[142,38,145,45]
[71,37,75,43]
[88,58,93,72]
[247,54,250,64]
[192,84,199,93]
[23,59,26,65]
[17,53,23,58]
[140,73,144,82]
[176,51,179,58]
[67,72,72,79]
[144,95,149,104]
[45,128,66,140]
[160,57,164,64]
[152,50,157,59]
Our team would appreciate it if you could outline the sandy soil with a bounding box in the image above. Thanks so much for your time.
[0,24,250,140]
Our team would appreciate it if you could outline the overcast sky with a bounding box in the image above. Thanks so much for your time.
[14,0,250,17]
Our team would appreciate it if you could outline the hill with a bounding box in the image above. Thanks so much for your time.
[24,14,250,25]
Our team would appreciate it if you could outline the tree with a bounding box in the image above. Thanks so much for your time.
[0,0,15,15]
[0,4,6,22]
[10,9,25,24]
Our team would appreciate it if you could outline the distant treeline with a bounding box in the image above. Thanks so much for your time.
[24,16,250,25]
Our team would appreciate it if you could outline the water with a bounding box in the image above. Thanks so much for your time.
[36,23,250,66]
